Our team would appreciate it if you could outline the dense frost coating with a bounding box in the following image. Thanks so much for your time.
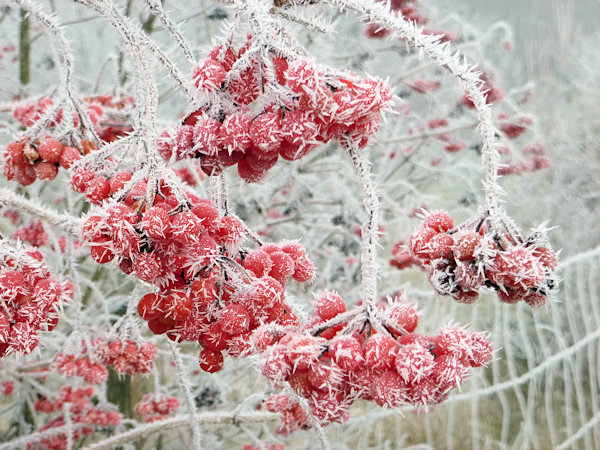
[2,0,591,448]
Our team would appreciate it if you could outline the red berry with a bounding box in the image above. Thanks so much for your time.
[313,290,346,321]
[198,348,224,373]
[329,335,364,371]
[218,304,251,335]
[163,291,192,321]
[133,252,163,282]
[453,232,481,261]
[422,210,454,232]
[110,172,132,195]
[89,238,115,264]
[364,334,398,371]
[85,176,111,204]
[58,146,80,169]
[37,138,63,163]
[137,293,164,320]
[142,206,172,240]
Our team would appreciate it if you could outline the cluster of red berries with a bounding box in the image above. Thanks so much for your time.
[497,143,551,176]
[79,180,314,372]
[0,246,67,357]
[3,136,87,185]
[53,338,156,383]
[134,393,180,423]
[32,386,121,450]
[408,210,558,306]
[70,164,135,205]
[13,219,48,248]
[158,37,392,182]
[53,353,109,385]
[257,293,492,430]
[260,393,310,435]
[92,338,157,375]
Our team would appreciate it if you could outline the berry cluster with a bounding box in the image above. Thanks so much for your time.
[134,393,180,423]
[13,219,49,247]
[257,294,492,430]
[158,37,392,182]
[32,386,121,450]
[70,165,133,205]
[260,393,310,435]
[79,180,314,372]
[0,245,66,357]
[92,338,157,375]
[53,353,109,385]
[408,210,558,306]
[53,338,156,383]
[3,137,85,185]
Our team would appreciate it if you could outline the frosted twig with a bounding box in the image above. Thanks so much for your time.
[168,341,203,449]
[81,411,278,450]
[0,187,81,235]
[345,140,380,319]
[144,0,196,69]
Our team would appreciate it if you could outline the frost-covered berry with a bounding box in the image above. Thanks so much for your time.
[329,335,364,371]
[313,290,346,321]
[37,138,63,163]
[364,334,398,371]
[198,348,224,373]
[395,342,435,384]
[218,304,251,335]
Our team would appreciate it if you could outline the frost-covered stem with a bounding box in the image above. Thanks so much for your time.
[325,0,503,215]
[81,412,277,450]
[0,188,80,235]
[308,308,361,336]
[144,0,195,69]
[168,341,202,449]
[346,140,379,318]
[63,401,74,450]
[210,174,229,216]
[15,0,74,93]
[18,8,30,88]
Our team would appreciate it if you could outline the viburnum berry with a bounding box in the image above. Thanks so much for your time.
[489,246,545,289]
[141,206,171,240]
[198,348,224,373]
[422,210,454,232]
[89,238,115,264]
[313,290,346,321]
[387,300,419,335]
[163,291,192,321]
[215,215,244,246]
[329,335,364,371]
[218,304,251,335]
[395,342,435,384]
[59,146,80,169]
[133,252,163,282]
[268,251,295,283]
[37,137,63,163]
[364,334,398,371]
[170,211,203,244]
[85,176,111,204]
[137,293,164,321]
[453,231,481,261]
[193,59,227,93]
